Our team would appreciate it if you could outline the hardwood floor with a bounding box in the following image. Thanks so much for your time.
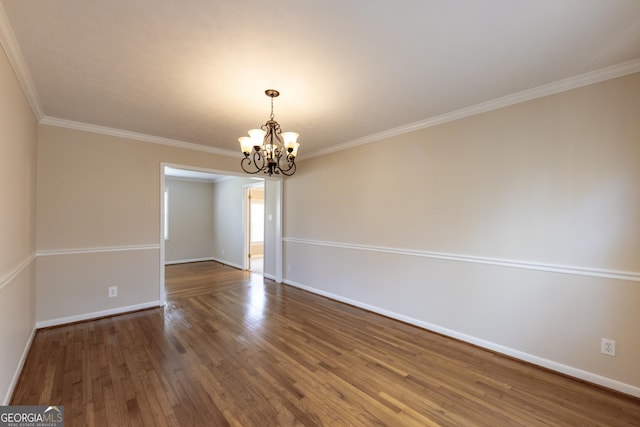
[12,261,640,426]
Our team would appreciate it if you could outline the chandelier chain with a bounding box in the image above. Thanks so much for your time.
[270,96,275,121]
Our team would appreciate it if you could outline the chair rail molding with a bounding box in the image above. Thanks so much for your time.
[0,253,35,291]
[283,237,640,283]
[37,244,161,257]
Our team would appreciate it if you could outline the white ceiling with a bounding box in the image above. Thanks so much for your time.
[2,0,640,158]
[164,167,227,182]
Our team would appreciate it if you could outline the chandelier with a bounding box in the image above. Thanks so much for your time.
[238,89,300,176]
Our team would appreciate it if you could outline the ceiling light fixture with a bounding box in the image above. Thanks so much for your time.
[238,89,300,176]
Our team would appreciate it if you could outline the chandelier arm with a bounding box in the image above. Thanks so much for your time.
[240,157,260,174]
[276,155,296,176]
[279,161,296,176]
[240,150,268,174]
[253,149,266,169]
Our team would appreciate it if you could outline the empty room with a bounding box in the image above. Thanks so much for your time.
[1,1,639,425]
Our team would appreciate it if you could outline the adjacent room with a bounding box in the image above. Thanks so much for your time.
[1,0,639,425]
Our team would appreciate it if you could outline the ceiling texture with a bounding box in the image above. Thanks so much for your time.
[1,0,640,159]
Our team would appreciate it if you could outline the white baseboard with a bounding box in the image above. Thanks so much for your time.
[164,257,214,265]
[3,326,36,405]
[283,279,640,398]
[36,300,162,329]
[164,257,245,271]
[209,257,244,271]
[263,273,276,281]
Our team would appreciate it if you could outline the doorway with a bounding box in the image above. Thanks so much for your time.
[160,163,283,305]
[245,183,265,274]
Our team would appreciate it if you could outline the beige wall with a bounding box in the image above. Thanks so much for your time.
[0,45,37,404]
[36,125,239,325]
[165,178,215,263]
[284,72,640,394]
[211,176,260,269]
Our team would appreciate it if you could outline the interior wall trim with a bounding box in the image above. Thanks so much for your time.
[0,2,42,120]
[39,116,239,158]
[284,237,640,283]
[0,253,35,291]
[165,257,215,266]
[209,256,244,271]
[36,300,162,329]
[283,278,640,398]
[304,58,640,159]
[37,244,161,257]
[3,327,36,405]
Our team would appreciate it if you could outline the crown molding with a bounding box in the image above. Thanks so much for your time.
[40,116,240,158]
[304,57,640,159]
[3,0,639,161]
[0,1,43,120]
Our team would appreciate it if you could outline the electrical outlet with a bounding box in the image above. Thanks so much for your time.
[601,338,616,356]
[108,286,118,298]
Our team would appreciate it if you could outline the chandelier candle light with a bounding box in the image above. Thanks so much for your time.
[238,89,300,176]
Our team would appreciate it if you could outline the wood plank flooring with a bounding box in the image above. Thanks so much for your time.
[12,261,640,426]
